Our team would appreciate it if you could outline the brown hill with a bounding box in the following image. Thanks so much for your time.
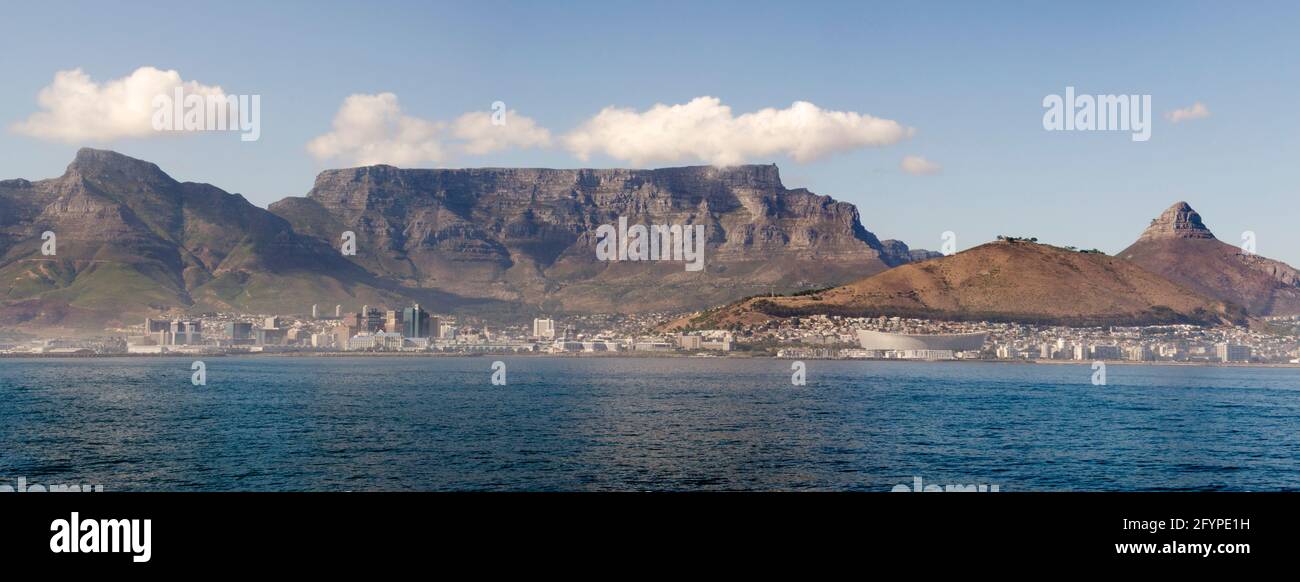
[681,240,1246,329]
[1118,202,1300,316]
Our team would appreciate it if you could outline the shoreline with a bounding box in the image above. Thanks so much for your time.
[3,351,1298,369]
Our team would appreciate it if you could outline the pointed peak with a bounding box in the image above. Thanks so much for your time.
[1138,201,1216,241]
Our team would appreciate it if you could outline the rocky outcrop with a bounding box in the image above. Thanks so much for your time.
[879,239,943,264]
[1136,201,1216,241]
[1120,202,1300,316]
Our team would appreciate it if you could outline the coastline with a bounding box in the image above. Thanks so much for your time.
[3,351,1298,368]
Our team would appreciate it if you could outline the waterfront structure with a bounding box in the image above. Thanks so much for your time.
[857,330,987,352]
[1217,343,1251,362]
[1093,345,1122,360]
[225,322,253,341]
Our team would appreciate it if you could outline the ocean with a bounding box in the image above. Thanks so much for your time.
[1,357,1297,491]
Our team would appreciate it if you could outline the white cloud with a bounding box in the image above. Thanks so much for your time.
[563,96,913,166]
[307,93,551,167]
[900,155,941,176]
[451,110,552,155]
[1166,102,1210,123]
[11,67,228,142]
[307,93,445,167]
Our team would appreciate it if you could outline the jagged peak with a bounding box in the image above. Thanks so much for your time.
[1138,201,1216,241]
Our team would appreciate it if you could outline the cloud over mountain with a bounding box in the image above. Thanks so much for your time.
[10,66,228,142]
[307,93,551,167]
[564,97,913,166]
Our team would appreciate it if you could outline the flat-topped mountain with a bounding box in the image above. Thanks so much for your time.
[681,240,1246,329]
[0,150,931,328]
[270,163,922,315]
[1119,202,1300,316]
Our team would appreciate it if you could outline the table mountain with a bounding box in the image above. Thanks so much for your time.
[270,163,922,315]
[1118,202,1300,316]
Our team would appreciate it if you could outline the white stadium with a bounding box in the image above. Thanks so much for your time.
[857,330,989,352]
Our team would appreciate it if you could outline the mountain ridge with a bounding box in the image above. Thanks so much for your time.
[1,149,932,329]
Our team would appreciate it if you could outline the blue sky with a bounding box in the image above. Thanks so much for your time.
[2,0,1297,264]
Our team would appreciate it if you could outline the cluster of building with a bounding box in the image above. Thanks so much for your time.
[6,308,1299,365]
[748,315,1300,364]
[0,304,737,357]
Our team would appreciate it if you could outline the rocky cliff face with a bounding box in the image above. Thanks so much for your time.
[1135,201,1217,241]
[1120,202,1300,316]
[1,150,924,328]
[0,149,417,328]
[271,163,916,315]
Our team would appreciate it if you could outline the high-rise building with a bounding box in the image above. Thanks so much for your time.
[403,304,430,338]
[332,325,357,350]
[311,304,319,319]
[341,313,363,328]
[1217,344,1251,362]
[533,318,556,340]
[225,322,253,341]
[361,306,384,332]
[169,320,202,345]
[255,328,286,345]
[385,310,402,333]
[265,316,280,330]
[335,305,342,318]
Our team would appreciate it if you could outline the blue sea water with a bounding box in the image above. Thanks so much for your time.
[0,357,1297,491]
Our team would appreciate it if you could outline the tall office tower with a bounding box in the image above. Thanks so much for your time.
[533,318,556,340]
[311,304,319,319]
[363,307,384,333]
[335,305,342,318]
[385,310,402,333]
[403,304,431,338]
